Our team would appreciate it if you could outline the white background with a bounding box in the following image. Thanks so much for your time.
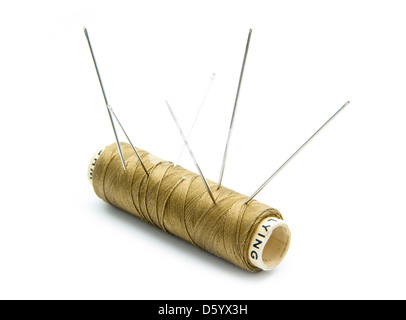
[1,0,405,300]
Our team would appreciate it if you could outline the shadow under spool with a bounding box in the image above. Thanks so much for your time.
[88,143,291,272]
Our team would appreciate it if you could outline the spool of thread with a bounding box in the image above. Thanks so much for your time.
[88,142,291,272]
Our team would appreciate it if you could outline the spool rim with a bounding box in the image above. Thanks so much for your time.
[88,147,105,184]
[249,218,291,270]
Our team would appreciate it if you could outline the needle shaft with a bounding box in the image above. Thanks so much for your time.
[175,73,216,166]
[166,100,216,204]
[108,106,149,176]
[217,29,252,189]
[245,100,350,204]
[84,27,126,171]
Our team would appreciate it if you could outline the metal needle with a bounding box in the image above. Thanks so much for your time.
[165,100,216,204]
[84,27,126,171]
[217,28,252,189]
[108,106,149,176]
[245,100,351,204]
[175,73,216,166]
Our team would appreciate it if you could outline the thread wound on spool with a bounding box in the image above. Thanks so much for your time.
[90,142,290,271]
